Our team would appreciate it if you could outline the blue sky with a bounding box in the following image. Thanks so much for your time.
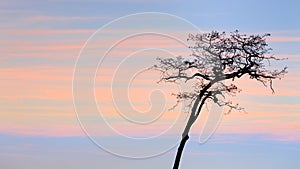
[1,133,299,169]
[2,0,300,30]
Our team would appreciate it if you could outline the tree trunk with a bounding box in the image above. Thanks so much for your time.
[172,86,211,168]
[172,135,189,169]
[172,97,198,169]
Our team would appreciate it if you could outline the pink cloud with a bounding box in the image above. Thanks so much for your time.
[0,123,84,137]
[1,29,96,35]
[0,67,73,102]
[31,15,111,22]
[268,36,300,42]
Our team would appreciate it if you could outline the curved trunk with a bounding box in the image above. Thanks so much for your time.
[172,108,196,169]
[172,88,213,169]
[172,135,189,169]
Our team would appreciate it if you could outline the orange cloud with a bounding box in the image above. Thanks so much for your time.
[0,67,73,102]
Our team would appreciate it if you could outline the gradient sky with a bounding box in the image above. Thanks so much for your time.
[1,0,300,169]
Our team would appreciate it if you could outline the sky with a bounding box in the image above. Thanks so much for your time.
[0,0,300,169]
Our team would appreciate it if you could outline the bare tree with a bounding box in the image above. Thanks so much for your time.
[153,30,287,169]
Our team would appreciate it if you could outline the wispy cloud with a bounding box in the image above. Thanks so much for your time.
[269,36,300,42]
[30,15,112,22]
[1,29,95,35]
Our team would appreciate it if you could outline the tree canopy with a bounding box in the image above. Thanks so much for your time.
[153,30,287,169]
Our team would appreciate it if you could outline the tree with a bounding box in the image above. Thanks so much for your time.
[153,30,287,169]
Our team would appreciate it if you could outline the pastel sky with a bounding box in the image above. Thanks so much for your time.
[1,0,300,169]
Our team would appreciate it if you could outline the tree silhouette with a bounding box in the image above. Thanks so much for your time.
[153,30,287,169]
